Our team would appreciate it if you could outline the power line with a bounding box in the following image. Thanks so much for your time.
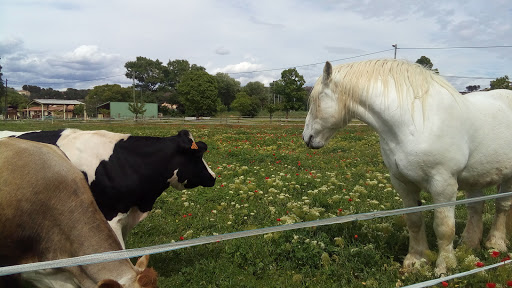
[226,48,394,75]
[398,45,512,50]
[6,45,512,87]
[442,75,496,80]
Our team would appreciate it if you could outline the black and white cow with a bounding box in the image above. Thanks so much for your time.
[6,129,216,247]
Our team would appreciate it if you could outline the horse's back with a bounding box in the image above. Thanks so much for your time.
[452,89,512,188]
[465,89,512,111]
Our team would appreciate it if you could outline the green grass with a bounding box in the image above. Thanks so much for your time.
[1,119,511,287]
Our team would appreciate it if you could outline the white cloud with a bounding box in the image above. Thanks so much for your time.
[1,40,127,90]
[1,0,510,92]
[212,62,264,74]
[215,47,230,56]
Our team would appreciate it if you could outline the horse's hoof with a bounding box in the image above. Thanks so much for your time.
[485,236,508,252]
[403,253,427,271]
[435,252,457,276]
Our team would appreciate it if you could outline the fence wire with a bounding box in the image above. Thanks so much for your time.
[2,191,512,281]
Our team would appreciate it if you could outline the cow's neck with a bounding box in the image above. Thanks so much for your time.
[91,136,176,219]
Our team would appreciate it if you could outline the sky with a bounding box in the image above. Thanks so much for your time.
[1,0,511,92]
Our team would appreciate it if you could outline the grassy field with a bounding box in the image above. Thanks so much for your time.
[1,120,511,287]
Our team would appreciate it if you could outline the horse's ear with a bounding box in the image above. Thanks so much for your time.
[323,61,332,84]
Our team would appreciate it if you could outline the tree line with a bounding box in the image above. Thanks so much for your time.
[121,57,308,118]
[0,56,510,118]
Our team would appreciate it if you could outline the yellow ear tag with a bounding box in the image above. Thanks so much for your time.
[191,142,198,149]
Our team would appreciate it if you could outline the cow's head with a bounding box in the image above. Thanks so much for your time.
[168,130,216,190]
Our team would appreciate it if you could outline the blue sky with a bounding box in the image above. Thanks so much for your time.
[1,0,511,91]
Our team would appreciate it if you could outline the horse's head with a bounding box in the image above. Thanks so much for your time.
[303,61,351,149]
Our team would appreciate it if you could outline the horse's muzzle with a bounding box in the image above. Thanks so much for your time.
[303,134,322,149]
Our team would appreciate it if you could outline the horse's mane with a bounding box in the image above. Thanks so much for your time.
[311,59,460,114]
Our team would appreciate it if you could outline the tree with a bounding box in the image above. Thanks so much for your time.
[271,68,307,118]
[125,56,165,91]
[265,103,279,120]
[73,104,85,117]
[6,88,29,109]
[230,92,260,117]
[465,85,481,93]
[128,101,147,120]
[0,88,30,117]
[215,72,240,108]
[22,85,42,99]
[63,88,89,100]
[177,70,220,117]
[490,76,511,90]
[164,59,191,90]
[243,81,269,108]
[415,56,439,74]
[84,84,132,117]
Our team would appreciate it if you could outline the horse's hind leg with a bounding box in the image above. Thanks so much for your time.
[461,189,485,249]
[485,182,512,252]
[390,176,428,269]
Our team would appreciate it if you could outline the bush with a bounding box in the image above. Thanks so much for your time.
[231,92,260,117]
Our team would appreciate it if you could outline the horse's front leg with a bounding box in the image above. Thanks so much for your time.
[390,175,427,269]
[485,181,512,252]
[461,189,485,249]
[429,177,458,276]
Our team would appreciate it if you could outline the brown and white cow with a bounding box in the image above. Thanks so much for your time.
[0,138,158,288]
[4,129,216,248]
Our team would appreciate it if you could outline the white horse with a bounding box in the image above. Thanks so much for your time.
[303,59,512,275]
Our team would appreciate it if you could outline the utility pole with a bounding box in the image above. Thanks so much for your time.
[4,79,7,120]
[392,44,397,59]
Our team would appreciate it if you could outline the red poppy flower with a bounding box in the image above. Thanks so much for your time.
[354,235,358,239]
[179,236,184,241]
[502,256,511,262]
[475,262,484,267]
[441,281,448,287]
[507,280,512,287]
[277,218,281,221]
[486,283,496,288]
[338,208,343,212]
[188,213,192,216]
[183,215,187,218]
[491,251,500,258]
[348,198,353,202]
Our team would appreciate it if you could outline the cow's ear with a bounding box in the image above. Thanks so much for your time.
[176,137,204,153]
[97,279,122,288]
[195,141,208,153]
[177,130,191,138]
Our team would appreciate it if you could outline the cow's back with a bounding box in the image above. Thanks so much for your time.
[0,138,120,267]
[16,129,64,145]
[0,138,90,265]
